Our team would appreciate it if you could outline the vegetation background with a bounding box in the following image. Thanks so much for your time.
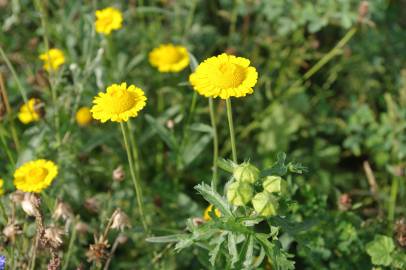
[0,0,405,269]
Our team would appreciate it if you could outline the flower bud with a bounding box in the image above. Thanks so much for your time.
[233,162,260,184]
[227,181,253,206]
[263,176,288,195]
[251,192,279,217]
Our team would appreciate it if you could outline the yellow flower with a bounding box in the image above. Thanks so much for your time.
[203,205,221,221]
[39,48,65,72]
[91,83,147,123]
[76,107,93,127]
[0,178,4,195]
[149,44,190,72]
[13,159,58,193]
[189,53,258,99]
[18,98,42,124]
[95,7,123,35]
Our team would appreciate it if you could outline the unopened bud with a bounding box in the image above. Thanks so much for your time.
[233,162,260,184]
[117,234,128,245]
[227,181,253,206]
[166,119,175,129]
[251,192,279,217]
[263,176,288,195]
[84,197,100,213]
[112,166,125,182]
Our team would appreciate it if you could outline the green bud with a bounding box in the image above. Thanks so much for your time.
[263,176,288,195]
[233,162,260,184]
[227,181,254,206]
[251,191,279,217]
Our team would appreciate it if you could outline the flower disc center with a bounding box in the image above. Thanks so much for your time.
[212,63,246,88]
[108,90,136,114]
[27,167,48,183]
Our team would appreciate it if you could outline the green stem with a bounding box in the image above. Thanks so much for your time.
[0,127,16,168]
[208,98,219,190]
[388,176,399,225]
[0,45,29,103]
[119,122,148,232]
[62,219,77,270]
[226,98,237,163]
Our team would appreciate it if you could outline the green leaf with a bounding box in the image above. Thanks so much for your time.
[217,158,236,173]
[228,233,238,268]
[145,114,178,150]
[366,235,395,266]
[261,152,288,177]
[182,134,212,166]
[242,235,254,270]
[146,234,188,243]
[209,232,226,266]
[195,183,233,217]
[256,233,295,270]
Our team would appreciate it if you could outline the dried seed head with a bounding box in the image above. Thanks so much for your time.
[86,236,110,264]
[21,193,39,216]
[75,221,90,235]
[358,1,369,20]
[116,234,128,245]
[84,197,100,213]
[10,190,25,204]
[53,200,73,221]
[338,193,352,211]
[112,166,125,182]
[3,222,22,242]
[111,209,131,231]
[395,218,406,247]
[44,226,64,248]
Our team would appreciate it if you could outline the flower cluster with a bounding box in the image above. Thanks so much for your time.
[95,7,123,35]
[39,48,65,72]
[18,98,42,124]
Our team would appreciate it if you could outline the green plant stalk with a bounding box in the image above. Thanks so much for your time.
[34,0,62,145]
[209,98,219,190]
[388,176,399,225]
[226,98,238,163]
[228,0,239,46]
[126,121,141,184]
[0,127,16,168]
[62,219,77,270]
[120,122,148,232]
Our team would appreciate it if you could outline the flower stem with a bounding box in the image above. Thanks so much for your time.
[62,218,77,270]
[208,98,219,190]
[119,122,148,232]
[226,98,237,163]
[388,176,399,226]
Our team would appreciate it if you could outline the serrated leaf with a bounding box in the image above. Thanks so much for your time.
[209,232,227,266]
[217,158,236,173]
[146,234,188,243]
[195,183,233,217]
[228,233,239,268]
[261,152,288,177]
[366,235,395,266]
[242,235,254,270]
[256,233,295,270]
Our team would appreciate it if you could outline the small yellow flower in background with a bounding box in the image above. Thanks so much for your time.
[91,83,147,123]
[76,107,93,127]
[18,98,42,124]
[189,53,258,99]
[13,159,58,193]
[39,48,65,72]
[203,204,221,221]
[95,7,123,35]
[149,44,190,72]
[0,178,4,195]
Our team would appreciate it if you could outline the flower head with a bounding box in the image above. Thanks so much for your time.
[44,226,64,248]
[18,98,42,124]
[39,48,65,72]
[76,107,93,126]
[203,205,221,221]
[226,181,253,206]
[91,83,147,123]
[13,159,58,193]
[149,44,189,72]
[110,208,131,231]
[189,53,258,99]
[53,200,73,221]
[251,191,279,217]
[95,7,123,35]
[21,193,39,216]
[0,178,4,196]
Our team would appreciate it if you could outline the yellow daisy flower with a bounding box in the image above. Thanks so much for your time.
[149,44,190,72]
[91,83,147,123]
[95,7,123,35]
[76,107,93,127]
[18,98,42,124]
[0,178,4,196]
[203,204,221,221]
[189,53,258,99]
[39,48,65,72]
[13,159,58,193]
